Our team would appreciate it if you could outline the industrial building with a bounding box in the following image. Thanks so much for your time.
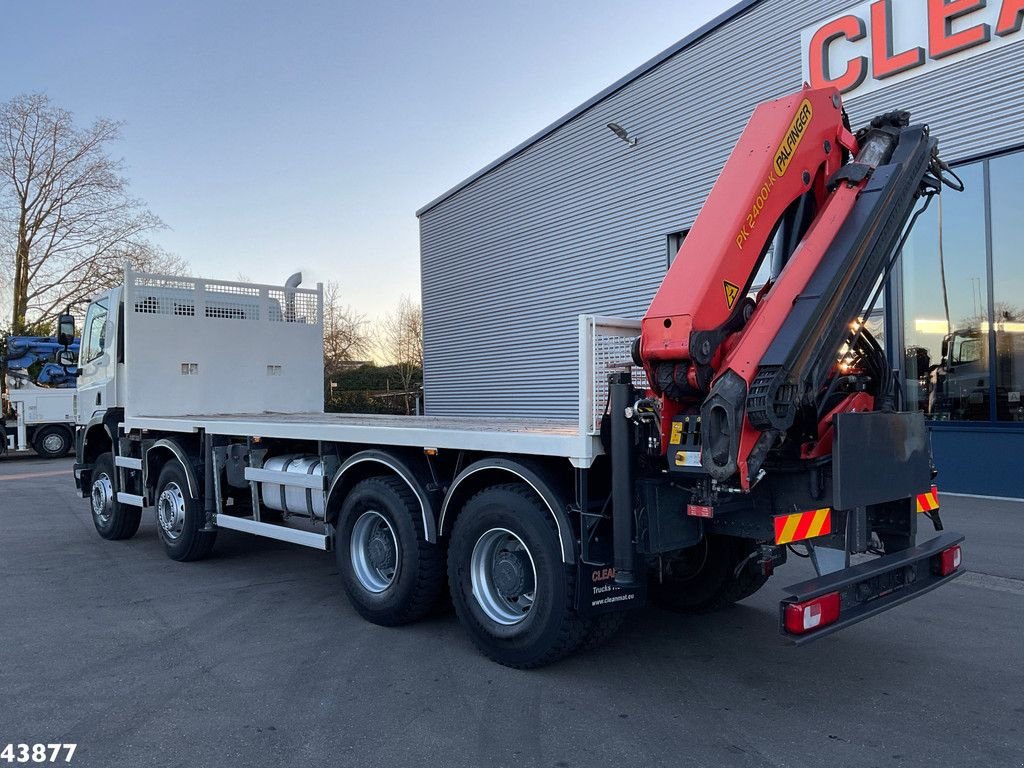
[417,0,1024,497]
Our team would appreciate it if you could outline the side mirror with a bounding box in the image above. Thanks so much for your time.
[57,350,77,368]
[58,314,75,347]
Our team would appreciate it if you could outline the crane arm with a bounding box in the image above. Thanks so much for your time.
[637,85,947,490]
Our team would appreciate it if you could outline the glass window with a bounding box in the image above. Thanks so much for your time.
[750,247,774,296]
[80,300,109,364]
[666,230,687,268]
[902,162,988,420]
[989,150,1024,423]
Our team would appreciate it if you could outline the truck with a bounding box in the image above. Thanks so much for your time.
[1,336,79,459]
[67,87,965,668]
[928,324,1024,421]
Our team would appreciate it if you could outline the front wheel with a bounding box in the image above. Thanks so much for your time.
[33,425,72,458]
[448,484,581,669]
[155,461,216,561]
[90,452,141,540]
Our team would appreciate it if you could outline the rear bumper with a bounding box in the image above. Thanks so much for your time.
[780,531,965,644]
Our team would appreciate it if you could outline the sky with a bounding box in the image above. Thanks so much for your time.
[0,0,735,324]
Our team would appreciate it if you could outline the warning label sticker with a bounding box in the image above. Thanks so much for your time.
[669,421,684,445]
[724,281,740,309]
[674,451,701,468]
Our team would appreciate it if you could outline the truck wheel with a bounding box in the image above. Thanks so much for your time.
[90,452,141,540]
[336,476,443,626]
[447,484,581,669]
[577,612,625,653]
[0,425,7,457]
[155,461,216,561]
[32,425,72,458]
[650,535,768,612]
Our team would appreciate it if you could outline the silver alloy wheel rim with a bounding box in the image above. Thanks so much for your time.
[41,432,65,454]
[470,527,537,626]
[350,510,399,593]
[157,482,187,540]
[92,473,114,525]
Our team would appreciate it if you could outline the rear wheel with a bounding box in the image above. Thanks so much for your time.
[90,452,141,540]
[448,484,581,669]
[33,425,72,458]
[336,476,443,626]
[650,534,768,612]
[155,461,216,561]
[577,612,625,653]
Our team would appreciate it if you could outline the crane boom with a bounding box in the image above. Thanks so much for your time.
[636,85,948,491]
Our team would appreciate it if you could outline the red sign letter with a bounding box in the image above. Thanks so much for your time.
[808,15,868,93]
[928,0,991,58]
[871,0,926,78]
[997,0,1024,35]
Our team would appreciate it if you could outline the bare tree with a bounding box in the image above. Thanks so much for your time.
[0,93,182,332]
[323,280,370,389]
[376,295,423,414]
[957,303,1024,332]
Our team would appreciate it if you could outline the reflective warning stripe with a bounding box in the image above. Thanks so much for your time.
[916,485,940,513]
[774,508,832,545]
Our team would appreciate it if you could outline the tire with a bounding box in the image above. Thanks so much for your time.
[90,452,141,540]
[649,534,769,613]
[0,425,8,458]
[155,460,216,561]
[336,476,444,626]
[577,612,625,653]
[447,483,581,669]
[32,425,73,459]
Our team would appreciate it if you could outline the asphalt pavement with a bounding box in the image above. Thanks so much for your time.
[1,454,1022,768]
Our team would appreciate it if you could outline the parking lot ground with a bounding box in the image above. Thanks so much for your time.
[2,455,1023,768]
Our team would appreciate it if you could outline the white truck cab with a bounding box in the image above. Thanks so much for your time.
[75,287,122,427]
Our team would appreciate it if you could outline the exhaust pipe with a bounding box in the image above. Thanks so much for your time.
[284,272,302,322]
[609,371,637,586]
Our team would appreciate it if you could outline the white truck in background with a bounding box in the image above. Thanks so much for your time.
[2,337,78,459]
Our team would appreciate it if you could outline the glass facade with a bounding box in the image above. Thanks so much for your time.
[901,148,1024,424]
[989,152,1024,422]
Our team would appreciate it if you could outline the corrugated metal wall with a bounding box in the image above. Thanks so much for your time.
[418,0,1024,419]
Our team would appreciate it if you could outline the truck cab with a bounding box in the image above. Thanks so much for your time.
[930,324,1024,421]
[75,287,122,431]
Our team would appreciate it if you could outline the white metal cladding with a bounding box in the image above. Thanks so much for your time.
[123,269,325,417]
[418,0,1024,420]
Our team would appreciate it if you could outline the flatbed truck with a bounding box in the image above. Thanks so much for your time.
[69,87,965,668]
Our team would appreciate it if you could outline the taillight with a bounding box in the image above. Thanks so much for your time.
[933,545,962,577]
[784,592,841,635]
[687,504,713,518]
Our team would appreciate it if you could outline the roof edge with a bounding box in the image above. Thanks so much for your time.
[416,0,762,218]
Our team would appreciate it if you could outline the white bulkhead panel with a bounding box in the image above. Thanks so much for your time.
[122,269,324,417]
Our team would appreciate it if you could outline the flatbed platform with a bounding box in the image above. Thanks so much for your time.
[125,412,598,465]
